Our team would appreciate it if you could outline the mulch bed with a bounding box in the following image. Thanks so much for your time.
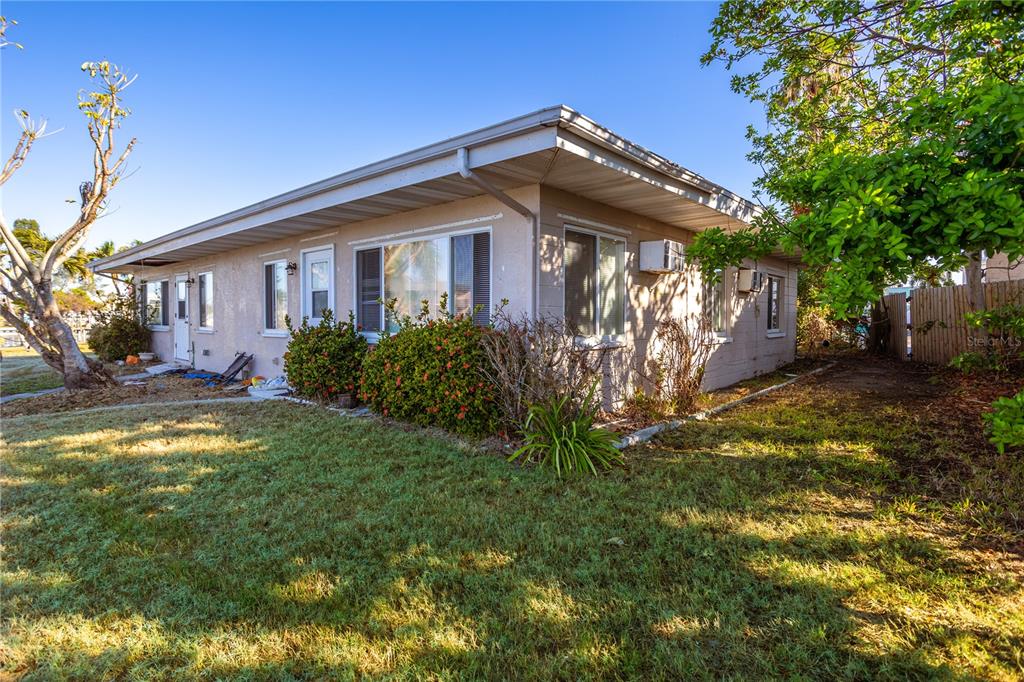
[1,376,243,418]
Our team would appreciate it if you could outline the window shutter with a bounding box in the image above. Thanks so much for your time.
[357,248,382,332]
[139,284,148,324]
[264,264,274,329]
[472,232,490,326]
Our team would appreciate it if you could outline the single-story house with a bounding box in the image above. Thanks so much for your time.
[91,106,798,403]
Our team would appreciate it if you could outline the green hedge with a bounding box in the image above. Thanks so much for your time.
[284,310,368,402]
[360,312,497,437]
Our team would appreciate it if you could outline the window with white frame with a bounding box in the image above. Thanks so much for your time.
[564,228,625,338]
[302,247,334,323]
[766,275,783,332]
[198,271,213,329]
[263,260,288,331]
[704,270,727,335]
[355,231,490,334]
[142,280,169,327]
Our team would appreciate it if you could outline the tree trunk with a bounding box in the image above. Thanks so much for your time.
[38,280,114,389]
[868,299,890,355]
[965,251,987,347]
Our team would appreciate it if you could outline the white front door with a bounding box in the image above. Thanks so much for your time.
[173,274,191,362]
[302,247,334,323]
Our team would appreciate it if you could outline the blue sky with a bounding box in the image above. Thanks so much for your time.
[1,1,763,250]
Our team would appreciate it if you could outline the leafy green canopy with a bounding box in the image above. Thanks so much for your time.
[691,0,1024,315]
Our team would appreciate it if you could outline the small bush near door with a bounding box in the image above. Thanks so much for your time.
[284,310,367,403]
[360,298,498,437]
[87,291,151,362]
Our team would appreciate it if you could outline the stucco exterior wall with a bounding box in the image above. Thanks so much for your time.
[129,187,538,379]
[132,182,795,403]
[539,187,797,402]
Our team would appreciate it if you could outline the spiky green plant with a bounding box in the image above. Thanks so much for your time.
[510,382,623,478]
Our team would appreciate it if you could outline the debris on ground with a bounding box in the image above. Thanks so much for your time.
[1,375,241,417]
[247,376,291,400]
[218,352,253,384]
[145,362,185,376]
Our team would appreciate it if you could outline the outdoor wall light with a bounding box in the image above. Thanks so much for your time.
[286,261,298,276]
[184,276,196,288]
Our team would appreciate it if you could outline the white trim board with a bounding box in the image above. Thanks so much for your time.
[556,213,631,237]
[348,213,502,246]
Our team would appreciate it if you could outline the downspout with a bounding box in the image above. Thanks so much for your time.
[457,147,539,320]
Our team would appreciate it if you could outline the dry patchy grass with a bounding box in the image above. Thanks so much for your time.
[2,378,1022,680]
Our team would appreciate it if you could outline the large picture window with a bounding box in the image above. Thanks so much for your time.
[142,280,169,327]
[355,231,490,334]
[264,261,288,331]
[564,228,625,338]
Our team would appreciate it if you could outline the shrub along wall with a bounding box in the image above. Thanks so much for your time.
[284,311,367,403]
[360,313,498,438]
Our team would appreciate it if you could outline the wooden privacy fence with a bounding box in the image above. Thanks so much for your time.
[882,279,1024,364]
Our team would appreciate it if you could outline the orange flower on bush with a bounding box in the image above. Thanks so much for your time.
[359,303,498,437]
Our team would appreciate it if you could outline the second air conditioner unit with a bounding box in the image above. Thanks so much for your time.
[737,268,765,293]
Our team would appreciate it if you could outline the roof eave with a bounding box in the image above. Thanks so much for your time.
[90,105,567,273]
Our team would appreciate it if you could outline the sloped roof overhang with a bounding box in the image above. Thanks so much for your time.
[91,106,762,273]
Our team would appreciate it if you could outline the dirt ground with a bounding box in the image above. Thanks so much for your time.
[600,357,832,433]
[1,374,244,418]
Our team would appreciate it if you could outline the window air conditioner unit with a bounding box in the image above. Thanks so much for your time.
[737,268,765,293]
[639,240,685,273]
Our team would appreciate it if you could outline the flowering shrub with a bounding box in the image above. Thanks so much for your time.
[360,297,498,437]
[284,310,367,402]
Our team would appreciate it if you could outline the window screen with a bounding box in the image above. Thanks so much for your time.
[264,262,288,330]
[565,229,624,337]
[705,271,725,333]
[767,276,782,331]
[198,273,213,328]
[564,230,596,336]
[144,281,168,326]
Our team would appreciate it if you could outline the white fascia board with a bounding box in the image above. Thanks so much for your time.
[556,106,760,218]
[94,125,559,272]
[555,130,758,224]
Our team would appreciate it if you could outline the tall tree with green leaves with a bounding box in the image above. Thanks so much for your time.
[689,0,1024,320]
[0,18,137,388]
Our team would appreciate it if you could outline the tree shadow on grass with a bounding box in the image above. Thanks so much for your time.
[2,401,1020,680]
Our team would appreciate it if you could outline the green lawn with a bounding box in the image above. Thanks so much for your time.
[1,349,64,397]
[2,374,1022,679]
